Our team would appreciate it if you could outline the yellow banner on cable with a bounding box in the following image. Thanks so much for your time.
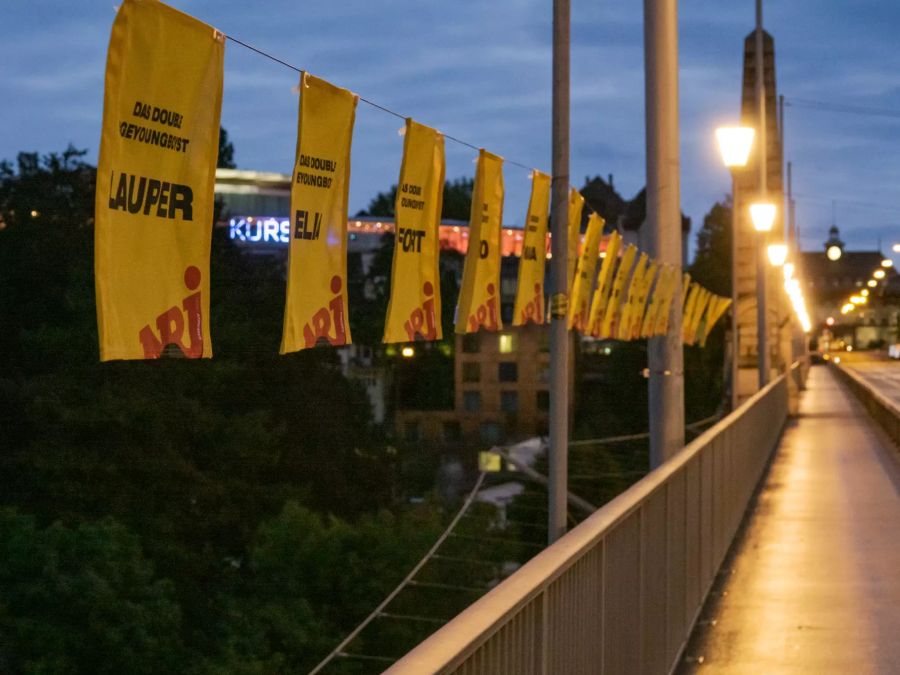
[567,213,604,331]
[587,230,622,336]
[383,119,445,343]
[455,149,504,334]
[627,260,658,341]
[698,295,732,347]
[567,188,585,295]
[95,0,224,361]
[654,267,691,335]
[686,287,713,345]
[598,243,637,339]
[641,264,670,337]
[281,73,357,353]
[513,171,550,326]
[617,252,648,341]
[681,282,702,344]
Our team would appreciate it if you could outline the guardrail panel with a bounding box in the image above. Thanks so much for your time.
[387,377,789,675]
[665,468,687,665]
[546,546,603,675]
[641,487,669,674]
[683,455,701,624]
[603,515,641,675]
[699,449,713,592]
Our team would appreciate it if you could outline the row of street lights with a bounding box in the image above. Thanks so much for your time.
[839,260,893,316]
[714,125,811,405]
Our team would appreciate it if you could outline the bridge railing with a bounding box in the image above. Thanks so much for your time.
[833,363,900,445]
[387,375,788,675]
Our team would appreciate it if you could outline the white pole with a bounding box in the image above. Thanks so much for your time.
[548,0,570,543]
[755,0,770,388]
[644,0,685,467]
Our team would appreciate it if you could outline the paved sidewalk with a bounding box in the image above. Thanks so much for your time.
[680,365,900,675]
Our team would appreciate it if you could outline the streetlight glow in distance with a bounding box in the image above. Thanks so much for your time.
[767,243,788,267]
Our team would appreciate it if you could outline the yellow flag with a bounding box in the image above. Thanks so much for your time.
[640,264,664,338]
[630,261,658,340]
[95,0,224,361]
[617,253,648,340]
[456,150,504,334]
[699,296,732,347]
[645,266,673,337]
[383,120,445,343]
[513,171,550,326]
[598,243,637,339]
[681,283,701,344]
[567,213,604,331]
[587,230,622,336]
[654,268,684,337]
[688,288,713,345]
[281,74,357,353]
[567,188,585,295]
[681,274,693,311]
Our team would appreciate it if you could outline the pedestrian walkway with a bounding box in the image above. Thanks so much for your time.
[680,365,900,674]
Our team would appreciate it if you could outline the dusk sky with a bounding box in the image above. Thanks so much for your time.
[3,1,899,259]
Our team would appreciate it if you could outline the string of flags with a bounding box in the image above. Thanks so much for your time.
[94,0,730,362]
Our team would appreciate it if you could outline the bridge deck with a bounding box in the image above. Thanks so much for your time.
[680,365,900,674]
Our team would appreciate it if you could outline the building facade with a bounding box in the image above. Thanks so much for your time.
[801,227,899,350]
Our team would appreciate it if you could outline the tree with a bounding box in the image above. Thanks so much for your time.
[690,197,732,296]
[218,127,236,169]
[0,148,404,670]
[683,197,733,419]
[0,510,184,674]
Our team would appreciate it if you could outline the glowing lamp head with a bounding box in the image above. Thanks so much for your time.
[767,243,788,267]
[826,245,842,261]
[749,202,776,232]
[715,126,756,168]
[861,289,869,297]
[400,346,415,358]
[892,243,900,253]
[783,262,795,279]
[867,279,877,288]
[882,259,893,268]
[825,317,835,327]
[874,269,886,279]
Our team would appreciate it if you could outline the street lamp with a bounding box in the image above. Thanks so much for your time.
[892,243,900,253]
[715,125,755,411]
[716,127,756,167]
[873,269,885,280]
[749,203,777,231]
[826,245,842,261]
[767,242,788,267]
[882,259,893,268]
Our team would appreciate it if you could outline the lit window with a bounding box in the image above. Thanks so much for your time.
[498,333,517,354]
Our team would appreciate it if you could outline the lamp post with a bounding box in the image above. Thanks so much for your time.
[750,201,775,387]
[753,0,770,390]
[715,126,754,410]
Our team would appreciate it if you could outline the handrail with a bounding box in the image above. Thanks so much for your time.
[833,363,900,445]
[387,375,788,675]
